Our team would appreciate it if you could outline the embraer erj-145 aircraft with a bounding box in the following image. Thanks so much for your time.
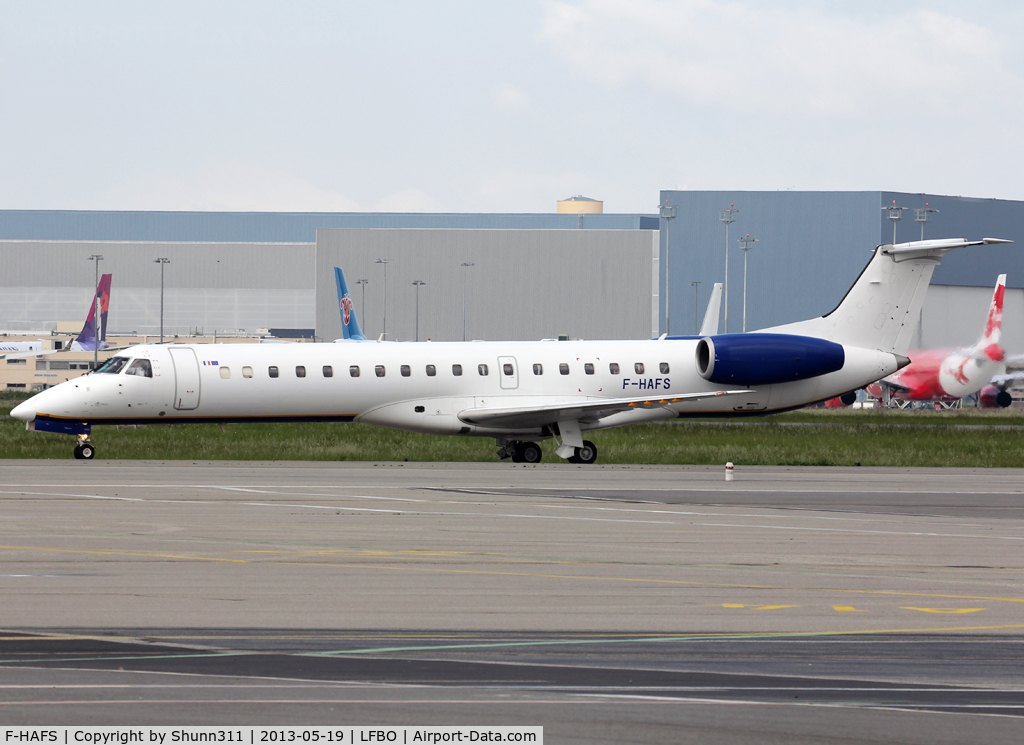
[11,238,1009,461]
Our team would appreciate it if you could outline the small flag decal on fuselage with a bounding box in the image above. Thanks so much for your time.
[202,360,220,365]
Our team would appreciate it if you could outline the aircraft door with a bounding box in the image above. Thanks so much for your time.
[169,347,201,410]
[498,356,518,390]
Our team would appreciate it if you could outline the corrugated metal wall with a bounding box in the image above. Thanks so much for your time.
[659,191,1024,341]
[316,229,655,342]
[0,210,658,242]
[0,241,315,334]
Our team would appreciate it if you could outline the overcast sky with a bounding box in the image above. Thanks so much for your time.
[1,1,1021,214]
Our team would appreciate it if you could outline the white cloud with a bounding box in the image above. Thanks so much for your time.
[540,1,1024,120]
[93,161,361,212]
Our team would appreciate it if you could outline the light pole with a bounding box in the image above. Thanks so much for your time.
[154,258,170,343]
[412,280,426,342]
[883,201,907,244]
[374,260,390,339]
[87,254,103,369]
[915,203,938,240]
[738,234,758,333]
[461,262,474,341]
[689,281,701,334]
[659,201,677,335]
[719,205,739,333]
[355,278,368,325]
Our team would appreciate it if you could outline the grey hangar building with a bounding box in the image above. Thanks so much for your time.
[0,191,1021,354]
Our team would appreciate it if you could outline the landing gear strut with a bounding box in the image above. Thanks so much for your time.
[73,434,95,460]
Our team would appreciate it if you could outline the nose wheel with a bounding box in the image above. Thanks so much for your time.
[73,436,96,460]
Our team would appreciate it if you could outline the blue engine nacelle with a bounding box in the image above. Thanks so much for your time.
[695,334,845,386]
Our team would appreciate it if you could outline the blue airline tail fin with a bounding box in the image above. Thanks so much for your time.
[334,267,367,340]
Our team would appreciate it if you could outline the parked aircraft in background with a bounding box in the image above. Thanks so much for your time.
[866,274,1018,406]
[11,238,1009,460]
[0,274,113,360]
[334,267,367,341]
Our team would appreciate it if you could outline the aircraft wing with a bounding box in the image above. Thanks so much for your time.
[0,345,132,361]
[458,389,751,430]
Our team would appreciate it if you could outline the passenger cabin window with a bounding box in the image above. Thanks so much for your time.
[219,366,231,379]
[269,366,279,378]
[323,365,333,377]
[609,363,620,374]
[349,365,360,377]
[559,363,569,375]
[634,363,645,374]
[660,362,670,374]
[401,365,411,377]
[503,363,514,376]
[478,364,489,376]
[426,364,436,376]
[533,363,543,375]
[375,365,386,377]
[96,357,129,374]
[296,366,306,378]
[126,359,153,378]
[584,363,594,375]
[452,364,463,376]
[242,366,253,378]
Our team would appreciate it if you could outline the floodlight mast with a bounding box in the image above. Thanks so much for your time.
[412,280,426,342]
[738,234,758,333]
[461,262,474,341]
[355,279,368,327]
[659,202,677,335]
[883,201,907,244]
[915,204,939,240]
[719,205,739,333]
[374,260,391,339]
[154,258,170,343]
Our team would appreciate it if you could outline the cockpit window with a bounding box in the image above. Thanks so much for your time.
[125,359,153,378]
[96,356,129,374]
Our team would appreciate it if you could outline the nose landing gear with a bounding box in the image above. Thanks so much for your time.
[73,435,96,460]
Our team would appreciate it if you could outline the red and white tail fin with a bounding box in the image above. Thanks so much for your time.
[977,274,1006,361]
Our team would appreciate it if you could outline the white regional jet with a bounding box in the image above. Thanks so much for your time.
[11,237,1009,461]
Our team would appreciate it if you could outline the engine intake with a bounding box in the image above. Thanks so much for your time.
[695,334,845,386]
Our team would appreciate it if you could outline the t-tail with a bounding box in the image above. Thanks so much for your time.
[334,267,367,341]
[699,283,723,336]
[73,274,112,352]
[763,239,1012,354]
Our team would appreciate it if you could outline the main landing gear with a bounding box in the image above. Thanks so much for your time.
[498,440,543,463]
[567,440,598,465]
[73,435,96,460]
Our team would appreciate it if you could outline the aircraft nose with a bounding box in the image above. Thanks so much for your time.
[11,398,37,422]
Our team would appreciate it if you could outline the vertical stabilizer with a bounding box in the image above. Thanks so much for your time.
[978,274,1006,349]
[763,239,1011,354]
[74,274,112,352]
[335,267,367,341]
[699,283,723,336]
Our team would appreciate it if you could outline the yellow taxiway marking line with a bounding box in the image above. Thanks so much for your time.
[833,606,867,612]
[2,543,1024,605]
[900,607,986,614]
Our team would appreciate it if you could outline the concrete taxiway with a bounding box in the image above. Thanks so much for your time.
[0,461,1022,743]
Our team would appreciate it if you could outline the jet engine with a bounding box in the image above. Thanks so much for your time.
[695,333,846,386]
